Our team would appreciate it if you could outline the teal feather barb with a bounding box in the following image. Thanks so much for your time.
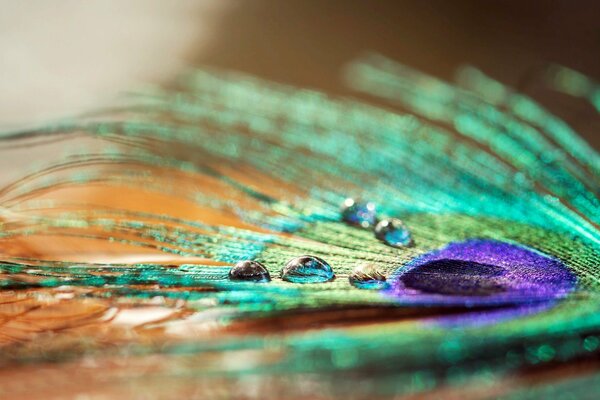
[0,54,599,399]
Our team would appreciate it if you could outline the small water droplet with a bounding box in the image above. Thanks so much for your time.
[229,260,271,282]
[349,263,387,289]
[374,218,413,247]
[281,255,334,283]
[341,198,378,228]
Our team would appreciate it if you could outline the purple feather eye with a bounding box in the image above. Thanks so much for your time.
[384,239,576,307]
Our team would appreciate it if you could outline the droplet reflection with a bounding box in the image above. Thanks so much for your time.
[281,255,334,283]
[341,198,378,228]
[374,218,413,247]
[349,263,387,289]
[229,260,271,282]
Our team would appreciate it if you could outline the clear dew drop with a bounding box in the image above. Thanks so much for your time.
[349,263,387,290]
[374,218,413,248]
[228,260,271,282]
[340,198,378,229]
[281,255,334,283]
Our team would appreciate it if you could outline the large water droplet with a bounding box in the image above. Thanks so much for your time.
[229,260,271,282]
[281,255,334,283]
[374,218,413,247]
[349,263,387,289]
[341,198,378,228]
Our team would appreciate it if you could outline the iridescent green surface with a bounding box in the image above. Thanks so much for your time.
[0,54,598,398]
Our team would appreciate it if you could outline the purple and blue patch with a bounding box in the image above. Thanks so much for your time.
[385,239,576,308]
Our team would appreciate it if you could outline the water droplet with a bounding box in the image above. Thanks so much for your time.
[341,198,378,228]
[374,218,413,247]
[229,260,271,282]
[349,263,387,289]
[281,255,334,283]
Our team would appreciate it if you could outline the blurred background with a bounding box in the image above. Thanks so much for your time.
[1,0,599,147]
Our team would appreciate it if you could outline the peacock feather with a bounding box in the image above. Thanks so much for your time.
[0,53,599,399]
